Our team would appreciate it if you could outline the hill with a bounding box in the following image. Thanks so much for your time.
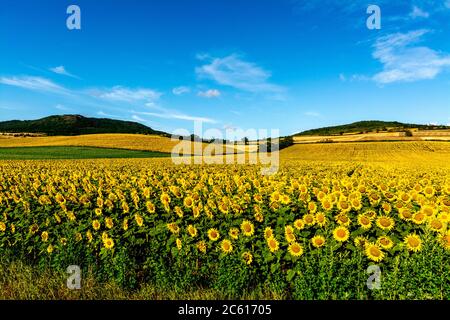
[0,114,169,136]
[294,120,449,136]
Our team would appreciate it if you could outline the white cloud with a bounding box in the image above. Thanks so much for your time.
[197,89,221,98]
[55,104,73,112]
[446,0,450,9]
[97,111,120,118]
[304,111,321,117]
[372,29,450,84]
[49,66,80,79]
[339,73,346,82]
[131,114,146,122]
[135,110,216,124]
[410,6,429,19]
[0,76,70,94]
[93,86,162,102]
[195,54,284,93]
[172,86,190,95]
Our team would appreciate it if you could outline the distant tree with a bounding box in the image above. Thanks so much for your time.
[242,137,249,145]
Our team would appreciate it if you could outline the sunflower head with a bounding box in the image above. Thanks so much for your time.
[404,234,422,252]
[333,226,350,242]
[311,235,326,248]
[365,243,385,262]
[288,242,304,257]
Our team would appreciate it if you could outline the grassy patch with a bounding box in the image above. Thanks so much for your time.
[0,146,171,160]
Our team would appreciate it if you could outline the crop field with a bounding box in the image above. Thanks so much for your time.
[0,146,170,160]
[0,133,240,155]
[0,141,449,299]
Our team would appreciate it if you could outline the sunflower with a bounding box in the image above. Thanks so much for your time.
[398,208,413,221]
[285,231,296,243]
[377,236,394,250]
[321,198,333,211]
[146,201,156,214]
[428,218,445,232]
[86,230,93,242]
[351,198,362,211]
[41,231,49,242]
[207,228,220,241]
[335,214,351,227]
[404,234,422,252]
[135,214,144,227]
[267,237,279,253]
[357,214,372,230]
[160,192,171,205]
[337,200,351,213]
[218,202,229,214]
[92,219,101,231]
[105,217,114,229]
[224,228,238,241]
[365,243,385,262]
[439,231,450,250]
[423,185,435,198]
[354,236,368,248]
[241,220,254,237]
[315,212,327,227]
[303,214,316,226]
[123,218,129,231]
[311,235,326,248]
[421,205,435,217]
[103,237,114,250]
[0,222,6,232]
[242,251,253,265]
[187,224,198,238]
[294,219,305,230]
[95,208,102,216]
[308,202,317,213]
[221,239,233,254]
[47,245,54,254]
[176,238,182,250]
[376,216,395,231]
[264,227,273,239]
[364,210,377,220]
[196,240,207,253]
[381,202,392,214]
[183,196,194,209]
[333,226,350,242]
[280,194,291,205]
[167,222,180,235]
[288,242,304,257]
[412,212,427,224]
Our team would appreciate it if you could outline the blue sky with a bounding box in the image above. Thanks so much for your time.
[1,0,450,137]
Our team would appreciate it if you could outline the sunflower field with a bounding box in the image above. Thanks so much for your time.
[0,158,449,299]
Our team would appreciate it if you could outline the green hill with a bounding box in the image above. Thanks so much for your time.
[294,120,449,136]
[0,115,169,136]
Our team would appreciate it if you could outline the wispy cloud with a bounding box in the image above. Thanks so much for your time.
[131,114,146,122]
[195,54,284,93]
[91,86,162,102]
[372,29,450,84]
[304,111,321,117]
[198,89,221,98]
[49,66,80,79]
[135,109,216,124]
[0,76,71,95]
[410,6,429,19]
[55,104,74,112]
[172,86,190,95]
[97,111,120,118]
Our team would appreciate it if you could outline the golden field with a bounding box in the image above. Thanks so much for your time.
[293,129,450,144]
[0,140,449,299]
[0,133,240,155]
